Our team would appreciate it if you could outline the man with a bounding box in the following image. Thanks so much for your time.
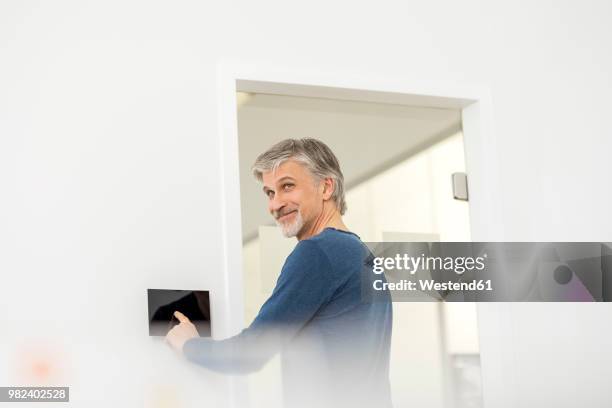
[166,138,393,407]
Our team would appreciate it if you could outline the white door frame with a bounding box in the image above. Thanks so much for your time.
[216,59,506,407]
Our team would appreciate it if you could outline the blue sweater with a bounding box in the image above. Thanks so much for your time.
[183,227,393,407]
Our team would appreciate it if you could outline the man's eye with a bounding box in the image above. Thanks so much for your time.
[266,190,274,198]
[283,183,294,191]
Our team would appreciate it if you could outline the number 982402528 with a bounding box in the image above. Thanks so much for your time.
[1,387,69,402]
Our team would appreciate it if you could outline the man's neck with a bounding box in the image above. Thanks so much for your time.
[297,204,348,241]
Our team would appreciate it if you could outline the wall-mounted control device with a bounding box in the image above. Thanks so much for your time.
[147,289,211,337]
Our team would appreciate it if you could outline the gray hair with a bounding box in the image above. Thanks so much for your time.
[251,138,347,215]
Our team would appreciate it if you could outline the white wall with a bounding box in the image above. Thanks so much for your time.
[342,133,471,243]
[1,1,612,407]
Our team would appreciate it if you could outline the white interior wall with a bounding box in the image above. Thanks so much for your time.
[2,1,612,407]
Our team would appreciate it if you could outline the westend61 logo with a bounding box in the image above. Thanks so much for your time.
[372,253,487,275]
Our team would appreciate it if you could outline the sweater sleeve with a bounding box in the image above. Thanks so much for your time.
[182,240,336,374]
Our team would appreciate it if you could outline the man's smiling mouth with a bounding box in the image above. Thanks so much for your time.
[277,210,297,221]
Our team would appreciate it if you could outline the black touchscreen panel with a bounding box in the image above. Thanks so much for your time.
[147,289,211,337]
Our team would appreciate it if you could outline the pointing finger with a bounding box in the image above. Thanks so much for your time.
[173,311,190,323]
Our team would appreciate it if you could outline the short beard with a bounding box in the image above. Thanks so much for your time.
[276,210,304,238]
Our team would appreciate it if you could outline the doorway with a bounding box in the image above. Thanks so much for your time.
[217,61,500,408]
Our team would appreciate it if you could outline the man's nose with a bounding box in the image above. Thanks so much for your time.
[269,194,285,214]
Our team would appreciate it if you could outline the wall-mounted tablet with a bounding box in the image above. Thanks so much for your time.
[147,289,211,337]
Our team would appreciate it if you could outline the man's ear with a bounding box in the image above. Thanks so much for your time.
[321,177,335,200]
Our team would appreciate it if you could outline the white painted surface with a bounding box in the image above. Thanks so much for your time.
[443,303,480,355]
[1,1,612,407]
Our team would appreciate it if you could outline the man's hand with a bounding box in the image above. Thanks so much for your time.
[165,311,199,354]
